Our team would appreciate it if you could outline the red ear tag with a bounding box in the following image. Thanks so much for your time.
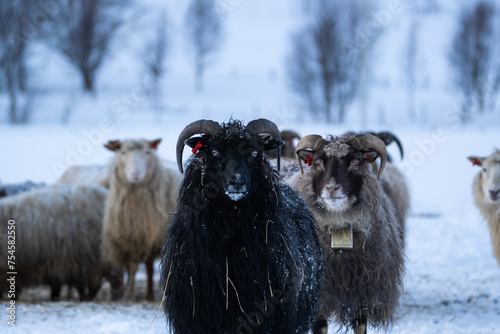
[307,155,313,166]
[192,142,203,154]
[473,159,480,166]
[150,142,158,150]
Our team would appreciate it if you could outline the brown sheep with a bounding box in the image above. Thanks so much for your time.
[286,134,405,334]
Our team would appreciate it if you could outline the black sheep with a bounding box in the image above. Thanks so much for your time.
[160,119,324,334]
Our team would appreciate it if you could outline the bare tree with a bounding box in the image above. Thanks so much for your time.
[143,12,169,92]
[288,0,376,123]
[404,5,420,122]
[142,11,169,116]
[0,0,34,123]
[287,29,320,116]
[185,0,222,92]
[41,0,131,93]
[449,1,497,122]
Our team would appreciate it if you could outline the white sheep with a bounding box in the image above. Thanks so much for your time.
[0,184,123,301]
[101,138,179,301]
[468,149,500,267]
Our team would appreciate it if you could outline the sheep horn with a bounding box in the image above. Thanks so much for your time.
[349,134,387,179]
[246,119,283,171]
[280,130,301,141]
[376,131,404,160]
[176,119,221,173]
[295,135,325,174]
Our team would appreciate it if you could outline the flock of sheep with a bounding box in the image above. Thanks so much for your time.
[0,118,499,334]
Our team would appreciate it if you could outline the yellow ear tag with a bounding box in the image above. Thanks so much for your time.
[331,225,353,249]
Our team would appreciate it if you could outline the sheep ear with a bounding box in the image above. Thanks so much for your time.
[361,151,379,164]
[263,138,284,151]
[185,136,209,152]
[467,156,484,167]
[104,140,121,151]
[297,149,314,165]
[150,138,162,150]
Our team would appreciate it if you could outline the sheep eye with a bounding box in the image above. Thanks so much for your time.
[251,151,258,158]
[483,168,487,172]
[121,151,127,155]
[146,150,151,155]
[350,160,360,171]
[212,150,219,157]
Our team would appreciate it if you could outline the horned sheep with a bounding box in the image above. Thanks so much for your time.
[160,119,324,334]
[0,184,123,301]
[468,149,500,267]
[101,138,179,301]
[286,133,405,334]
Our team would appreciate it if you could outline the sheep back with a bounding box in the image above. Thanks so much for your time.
[0,181,45,198]
[0,184,118,300]
[57,165,110,188]
[380,163,410,243]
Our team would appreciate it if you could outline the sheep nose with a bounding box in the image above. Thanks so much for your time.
[326,184,341,191]
[490,189,500,200]
[229,173,246,187]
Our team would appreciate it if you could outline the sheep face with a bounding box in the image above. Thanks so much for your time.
[105,139,161,184]
[185,123,283,202]
[298,141,379,212]
[469,149,500,203]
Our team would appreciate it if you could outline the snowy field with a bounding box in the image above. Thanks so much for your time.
[1,125,499,334]
[1,0,500,332]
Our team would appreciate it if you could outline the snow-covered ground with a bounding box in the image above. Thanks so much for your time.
[1,127,499,333]
[1,0,500,332]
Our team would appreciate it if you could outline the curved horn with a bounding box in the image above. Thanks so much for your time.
[246,119,282,170]
[246,118,281,140]
[349,134,387,179]
[176,119,221,173]
[295,135,325,174]
[280,130,301,141]
[376,131,404,160]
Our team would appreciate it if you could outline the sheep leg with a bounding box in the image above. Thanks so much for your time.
[145,257,155,301]
[312,318,328,334]
[106,266,125,301]
[125,262,138,302]
[50,281,62,301]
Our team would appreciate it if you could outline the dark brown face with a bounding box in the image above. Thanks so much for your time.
[299,149,378,212]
